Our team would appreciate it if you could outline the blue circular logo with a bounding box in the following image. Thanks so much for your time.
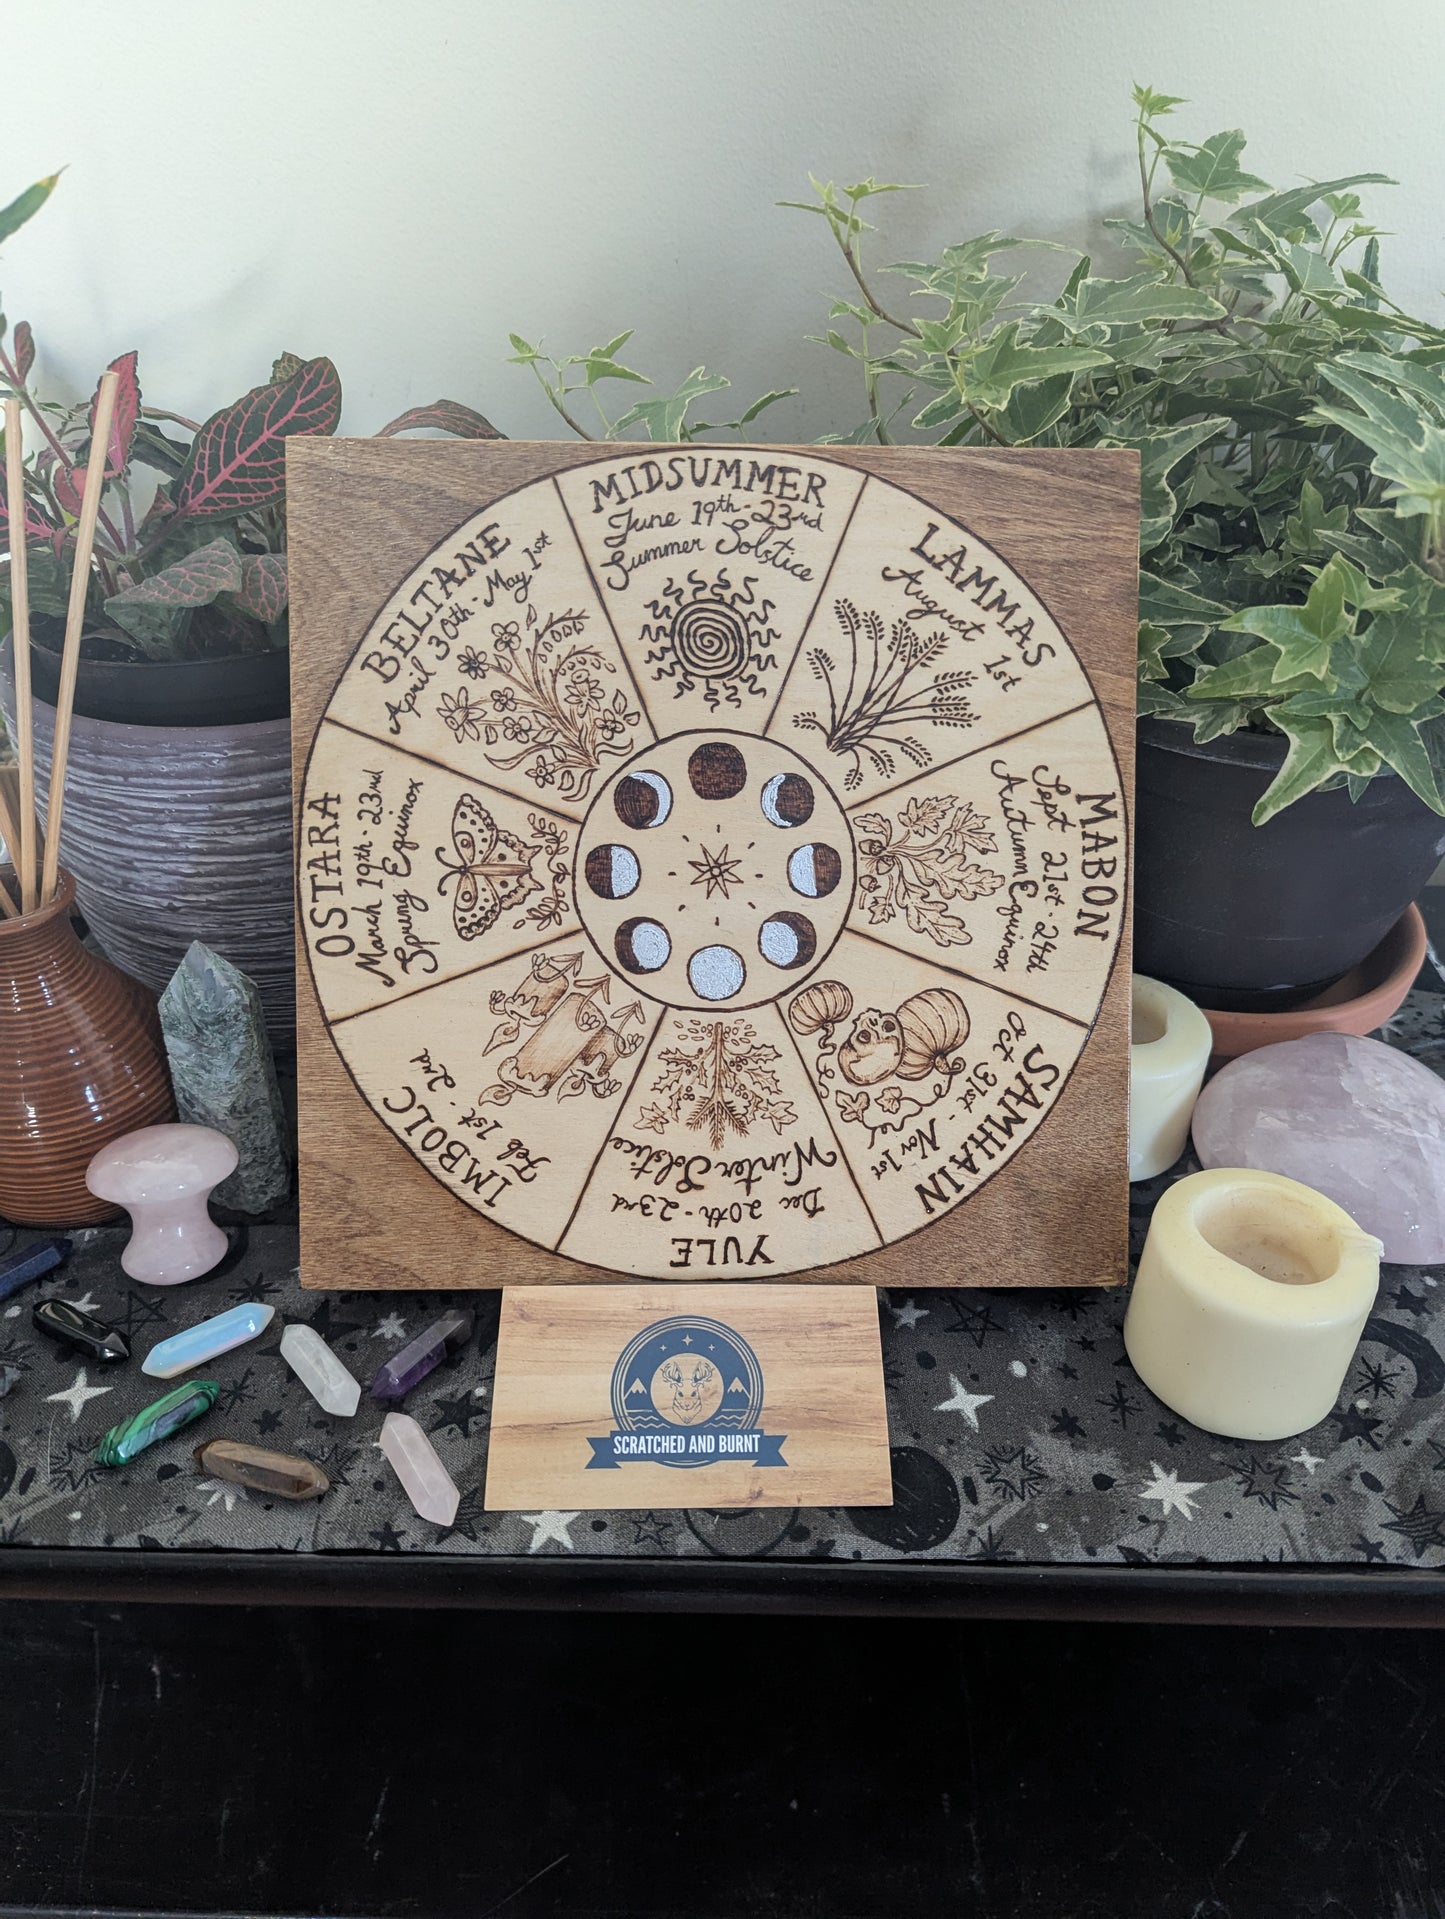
[608,1314,765,1469]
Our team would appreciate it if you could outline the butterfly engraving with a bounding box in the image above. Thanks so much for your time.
[436,796,540,939]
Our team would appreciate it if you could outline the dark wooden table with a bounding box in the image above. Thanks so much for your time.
[3,1599,1442,1917]
[6,978,1445,1915]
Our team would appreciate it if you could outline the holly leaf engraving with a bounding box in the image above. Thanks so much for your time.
[637,1021,796,1150]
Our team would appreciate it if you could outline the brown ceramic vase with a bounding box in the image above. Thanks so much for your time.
[0,867,175,1226]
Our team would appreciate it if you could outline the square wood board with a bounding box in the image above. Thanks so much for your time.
[289,441,1138,1289]
[484,1284,891,1511]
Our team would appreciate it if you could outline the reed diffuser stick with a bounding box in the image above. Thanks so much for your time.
[40,370,116,905]
[2,398,36,911]
[0,774,26,918]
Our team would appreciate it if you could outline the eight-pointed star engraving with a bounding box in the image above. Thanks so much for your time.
[686,842,744,900]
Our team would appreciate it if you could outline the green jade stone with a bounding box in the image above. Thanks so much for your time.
[95,1380,220,1467]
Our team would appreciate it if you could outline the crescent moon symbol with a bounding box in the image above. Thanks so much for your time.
[634,770,672,824]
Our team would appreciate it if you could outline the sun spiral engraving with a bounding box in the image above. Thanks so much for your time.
[641,569,781,709]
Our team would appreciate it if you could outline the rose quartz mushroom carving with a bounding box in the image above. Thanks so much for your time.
[85,1123,238,1285]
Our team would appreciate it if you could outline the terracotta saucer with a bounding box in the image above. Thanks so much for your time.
[1203,903,1429,1060]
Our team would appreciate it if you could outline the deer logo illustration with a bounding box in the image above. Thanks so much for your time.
[657,1355,718,1425]
[587,1314,787,1471]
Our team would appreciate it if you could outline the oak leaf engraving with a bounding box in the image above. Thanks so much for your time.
[854,795,1004,947]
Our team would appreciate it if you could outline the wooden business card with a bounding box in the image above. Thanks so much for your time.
[484,1284,892,1510]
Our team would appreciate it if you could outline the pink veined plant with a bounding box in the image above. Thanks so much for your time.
[0,334,502,662]
[0,173,502,665]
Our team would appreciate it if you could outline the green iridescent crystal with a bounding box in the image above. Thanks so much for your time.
[94,1380,220,1467]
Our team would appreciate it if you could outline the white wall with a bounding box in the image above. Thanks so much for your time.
[5,0,1444,444]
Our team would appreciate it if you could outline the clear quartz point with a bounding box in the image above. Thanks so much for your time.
[279,1323,361,1417]
[380,1412,460,1526]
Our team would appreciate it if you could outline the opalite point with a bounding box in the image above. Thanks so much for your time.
[85,1123,239,1286]
[142,1301,276,1379]
[369,1309,476,1402]
[279,1322,361,1417]
[380,1412,460,1526]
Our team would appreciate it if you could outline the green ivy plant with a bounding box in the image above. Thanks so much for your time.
[512,89,1445,822]
[507,329,795,444]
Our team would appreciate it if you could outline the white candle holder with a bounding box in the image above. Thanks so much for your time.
[1123,1167,1381,1441]
[1128,975,1212,1181]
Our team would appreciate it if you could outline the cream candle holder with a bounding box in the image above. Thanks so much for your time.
[1123,1167,1381,1441]
[1128,974,1212,1181]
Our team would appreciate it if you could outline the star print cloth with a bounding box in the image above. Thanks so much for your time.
[3,994,1445,1569]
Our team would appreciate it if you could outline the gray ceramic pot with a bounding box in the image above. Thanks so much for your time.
[0,638,295,1040]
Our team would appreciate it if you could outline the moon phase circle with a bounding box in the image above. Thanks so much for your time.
[584,844,641,900]
[759,912,817,969]
[576,730,853,1012]
[762,772,814,827]
[688,945,746,1000]
[615,917,671,973]
[614,771,672,829]
[688,740,748,801]
[788,843,842,899]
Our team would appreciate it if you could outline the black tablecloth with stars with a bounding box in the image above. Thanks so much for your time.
[3,994,1445,1572]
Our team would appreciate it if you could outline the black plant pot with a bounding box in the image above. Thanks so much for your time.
[25,627,289,727]
[1134,715,1445,1012]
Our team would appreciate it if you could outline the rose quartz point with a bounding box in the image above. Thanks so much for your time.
[380,1412,460,1527]
[1191,1032,1445,1264]
[85,1122,239,1285]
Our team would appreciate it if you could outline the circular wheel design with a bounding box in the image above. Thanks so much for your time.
[299,453,1126,1278]
[575,731,854,1012]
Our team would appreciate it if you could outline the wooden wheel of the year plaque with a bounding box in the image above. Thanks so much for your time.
[298,452,1126,1279]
